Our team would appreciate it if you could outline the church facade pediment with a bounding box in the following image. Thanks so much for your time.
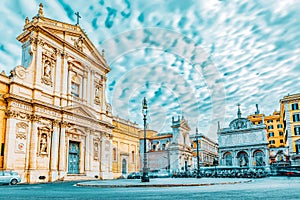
[63,106,97,120]
[17,16,109,73]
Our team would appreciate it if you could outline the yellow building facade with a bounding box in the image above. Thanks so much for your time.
[0,72,9,169]
[248,111,285,148]
[112,117,140,178]
[280,94,300,165]
[247,106,288,164]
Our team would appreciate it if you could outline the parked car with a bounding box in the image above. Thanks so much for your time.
[0,170,21,185]
[127,172,141,179]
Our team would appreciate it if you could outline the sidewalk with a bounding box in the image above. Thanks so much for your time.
[75,178,252,188]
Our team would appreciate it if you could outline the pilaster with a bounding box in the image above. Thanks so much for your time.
[49,120,59,181]
[58,122,67,174]
[4,117,17,169]
[285,102,293,154]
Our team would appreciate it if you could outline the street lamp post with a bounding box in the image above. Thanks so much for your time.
[195,128,201,178]
[141,97,150,182]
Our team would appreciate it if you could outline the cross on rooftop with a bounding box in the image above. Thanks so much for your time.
[75,12,81,25]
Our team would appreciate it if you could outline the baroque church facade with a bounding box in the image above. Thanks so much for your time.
[1,4,115,183]
[140,116,193,173]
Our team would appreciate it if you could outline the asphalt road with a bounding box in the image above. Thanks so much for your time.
[0,177,299,200]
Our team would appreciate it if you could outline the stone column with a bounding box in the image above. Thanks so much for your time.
[82,72,87,101]
[248,150,253,167]
[233,151,237,166]
[109,139,113,173]
[3,117,17,169]
[85,131,90,172]
[29,116,39,169]
[34,40,43,85]
[67,64,72,105]
[264,148,270,167]
[28,115,40,183]
[50,120,59,181]
[87,69,91,105]
[53,52,62,106]
[91,70,95,105]
[100,137,105,173]
[61,54,68,107]
[58,122,67,177]
[80,141,85,174]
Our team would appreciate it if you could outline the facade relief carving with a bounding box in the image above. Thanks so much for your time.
[14,65,27,79]
[15,122,28,153]
[72,35,84,51]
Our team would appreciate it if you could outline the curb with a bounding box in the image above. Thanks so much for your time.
[75,180,253,188]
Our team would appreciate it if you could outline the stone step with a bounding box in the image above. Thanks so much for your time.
[63,174,98,181]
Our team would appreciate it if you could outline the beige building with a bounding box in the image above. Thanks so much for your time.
[112,117,140,178]
[1,4,114,183]
[280,94,300,165]
[190,132,218,167]
[140,116,193,173]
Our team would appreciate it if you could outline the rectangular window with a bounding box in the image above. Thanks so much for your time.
[277,124,283,128]
[279,131,283,136]
[269,140,275,144]
[267,120,273,123]
[71,82,79,97]
[269,132,274,137]
[268,125,274,129]
[291,103,299,110]
[280,139,284,143]
[293,114,300,122]
[294,127,300,136]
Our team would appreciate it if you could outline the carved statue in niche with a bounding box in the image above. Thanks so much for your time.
[94,79,102,105]
[44,60,51,78]
[40,133,48,153]
[41,57,54,86]
[94,87,101,104]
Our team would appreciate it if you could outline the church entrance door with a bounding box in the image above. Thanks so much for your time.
[68,141,80,174]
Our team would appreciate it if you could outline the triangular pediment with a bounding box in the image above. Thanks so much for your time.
[17,16,109,72]
[64,106,97,119]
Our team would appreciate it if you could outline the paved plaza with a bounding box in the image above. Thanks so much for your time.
[76,177,252,188]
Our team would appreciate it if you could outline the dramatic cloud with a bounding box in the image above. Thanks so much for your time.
[1,0,299,141]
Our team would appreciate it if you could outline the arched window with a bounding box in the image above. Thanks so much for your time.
[224,152,232,166]
[254,151,264,166]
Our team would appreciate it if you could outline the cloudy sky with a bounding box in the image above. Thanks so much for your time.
[1,0,299,141]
